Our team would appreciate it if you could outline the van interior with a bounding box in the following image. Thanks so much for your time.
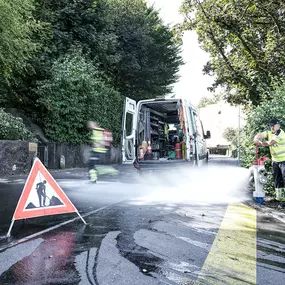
[137,100,190,161]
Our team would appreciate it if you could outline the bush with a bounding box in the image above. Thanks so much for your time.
[240,82,285,168]
[240,82,285,198]
[36,51,124,145]
[0,108,36,141]
[263,159,275,198]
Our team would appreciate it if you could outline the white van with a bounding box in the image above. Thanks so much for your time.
[122,97,211,171]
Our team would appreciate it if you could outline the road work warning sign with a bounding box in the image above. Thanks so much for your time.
[7,158,86,237]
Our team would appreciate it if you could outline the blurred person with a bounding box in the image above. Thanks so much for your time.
[87,121,118,183]
[254,118,285,201]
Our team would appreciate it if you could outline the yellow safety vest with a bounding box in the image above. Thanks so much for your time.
[91,129,107,153]
[262,129,285,162]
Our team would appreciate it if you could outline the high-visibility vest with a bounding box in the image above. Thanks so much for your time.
[263,129,285,162]
[91,129,107,153]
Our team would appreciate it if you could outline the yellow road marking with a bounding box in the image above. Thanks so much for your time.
[195,203,256,285]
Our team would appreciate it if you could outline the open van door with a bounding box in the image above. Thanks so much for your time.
[122,97,137,164]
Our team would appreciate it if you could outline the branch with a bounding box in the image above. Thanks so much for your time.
[195,0,253,91]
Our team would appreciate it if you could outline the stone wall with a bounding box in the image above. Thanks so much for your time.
[0,140,122,175]
[0,141,37,175]
[38,143,122,169]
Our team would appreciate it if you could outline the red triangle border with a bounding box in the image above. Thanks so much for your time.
[13,158,77,220]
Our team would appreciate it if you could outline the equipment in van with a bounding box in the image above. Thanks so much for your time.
[122,97,211,171]
[138,146,145,160]
[147,140,152,153]
[144,140,153,160]
[175,140,182,159]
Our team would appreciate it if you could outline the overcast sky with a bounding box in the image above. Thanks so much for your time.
[147,0,215,106]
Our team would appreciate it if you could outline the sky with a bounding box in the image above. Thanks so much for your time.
[146,0,243,147]
[147,0,215,106]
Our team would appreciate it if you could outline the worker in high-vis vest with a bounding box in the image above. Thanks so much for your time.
[87,121,118,183]
[254,119,285,201]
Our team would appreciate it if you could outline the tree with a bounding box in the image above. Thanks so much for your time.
[36,51,124,144]
[239,81,285,168]
[239,82,285,197]
[0,0,40,78]
[3,0,114,112]
[198,93,222,108]
[33,0,183,101]
[4,0,183,112]
[179,0,285,106]
[198,97,214,108]
[223,127,238,145]
[105,0,183,100]
[0,0,183,143]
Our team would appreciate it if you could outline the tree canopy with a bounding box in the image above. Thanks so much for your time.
[0,0,40,78]
[104,0,183,100]
[180,0,285,106]
[0,0,183,143]
[36,51,123,144]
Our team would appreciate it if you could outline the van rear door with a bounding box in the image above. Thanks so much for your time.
[122,97,137,164]
[191,109,208,165]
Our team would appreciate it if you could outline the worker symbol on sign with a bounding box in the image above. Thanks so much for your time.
[25,173,64,209]
[36,180,47,207]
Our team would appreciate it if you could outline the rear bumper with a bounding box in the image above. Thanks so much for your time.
[133,159,195,171]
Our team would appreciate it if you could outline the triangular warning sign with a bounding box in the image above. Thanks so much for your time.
[13,158,77,220]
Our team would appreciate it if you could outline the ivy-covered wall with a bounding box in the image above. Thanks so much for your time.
[0,141,37,175]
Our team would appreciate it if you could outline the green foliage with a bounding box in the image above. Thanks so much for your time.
[240,82,285,196]
[179,0,285,106]
[263,159,275,198]
[240,136,258,169]
[223,127,238,146]
[0,0,40,78]
[240,82,285,167]
[36,51,123,144]
[198,93,222,108]
[0,0,182,145]
[240,82,285,198]
[198,97,214,109]
[0,109,36,141]
[104,0,183,100]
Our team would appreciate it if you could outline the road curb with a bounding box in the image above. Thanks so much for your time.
[258,205,285,224]
[246,200,285,224]
[2,164,136,183]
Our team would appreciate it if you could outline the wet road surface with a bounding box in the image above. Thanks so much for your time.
[0,157,285,284]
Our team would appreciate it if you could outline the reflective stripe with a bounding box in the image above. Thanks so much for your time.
[276,188,285,201]
[89,169,97,182]
[274,149,285,155]
[91,129,107,152]
[92,147,107,153]
[268,130,285,162]
[96,165,118,175]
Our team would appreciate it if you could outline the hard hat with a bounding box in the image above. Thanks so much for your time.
[269,119,280,127]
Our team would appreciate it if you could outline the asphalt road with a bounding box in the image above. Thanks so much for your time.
[0,157,284,285]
